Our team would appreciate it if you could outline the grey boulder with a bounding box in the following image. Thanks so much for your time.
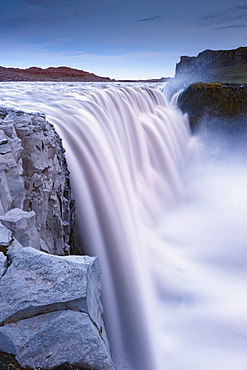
[0,310,113,369]
[0,246,114,369]
[0,221,12,247]
[0,208,40,249]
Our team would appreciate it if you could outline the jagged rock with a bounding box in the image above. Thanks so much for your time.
[0,222,12,247]
[0,252,7,277]
[0,108,75,254]
[0,208,40,249]
[0,247,113,369]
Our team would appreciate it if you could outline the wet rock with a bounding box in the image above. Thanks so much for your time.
[0,247,113,369]
[178,82,247,129]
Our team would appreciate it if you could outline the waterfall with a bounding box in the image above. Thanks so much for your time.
[1,82,247,370]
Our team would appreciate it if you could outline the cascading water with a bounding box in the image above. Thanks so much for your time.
[1,82,247,370]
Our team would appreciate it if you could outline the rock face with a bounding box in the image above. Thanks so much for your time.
[175,47,247,84]
[0,107,114,369]
[178,82,247,128]
[0,107,75,255]
[0,246,114,369]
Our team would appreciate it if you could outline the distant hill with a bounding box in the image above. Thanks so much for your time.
[175,47,247,83]
[0,66,112,82]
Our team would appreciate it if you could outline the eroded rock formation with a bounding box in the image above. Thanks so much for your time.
[0,107,75,255]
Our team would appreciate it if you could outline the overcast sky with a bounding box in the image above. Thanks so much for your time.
[1,0,247,79]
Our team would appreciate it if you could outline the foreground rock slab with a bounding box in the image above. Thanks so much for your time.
[0,247,114,369]
[0,311,112,369]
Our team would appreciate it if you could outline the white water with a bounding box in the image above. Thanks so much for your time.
[1,82,247,370]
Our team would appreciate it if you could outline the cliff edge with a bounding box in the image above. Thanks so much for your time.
[178,82,247,130]
[0,109,114,369]
[175,46,247,84]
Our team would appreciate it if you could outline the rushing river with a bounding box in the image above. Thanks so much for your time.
[1,82,247,370]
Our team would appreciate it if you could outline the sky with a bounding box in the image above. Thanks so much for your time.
[1,0,247,80]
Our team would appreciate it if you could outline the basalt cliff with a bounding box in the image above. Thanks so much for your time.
[0,109,114,369]
[175,47,247,130]
[175,46,247,84]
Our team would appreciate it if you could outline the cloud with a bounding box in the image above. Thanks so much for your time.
[199,2,247,27]
[216,24,247,30]
[20,0,114,11]
[134,15,167,23]
[2,0,92,25]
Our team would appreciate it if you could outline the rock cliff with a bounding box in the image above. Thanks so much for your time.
[0,107,74,255]
[0,108,114,369]
[178,82,247,129]
[175,46,247,84]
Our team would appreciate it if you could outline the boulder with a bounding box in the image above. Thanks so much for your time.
[0,311,113,370]
[0,246,114,369]
[0,208,40,249]
[0,222,12,248]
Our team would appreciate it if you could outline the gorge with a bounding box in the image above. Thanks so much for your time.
[0,81,247,370]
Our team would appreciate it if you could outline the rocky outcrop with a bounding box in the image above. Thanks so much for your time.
[0,107,114,369]
[0,108,75,255]
[175,47,247,84]
[178,82,247,128]
[0,246,114,369]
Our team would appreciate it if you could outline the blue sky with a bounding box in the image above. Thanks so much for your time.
[1,0,247,79]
